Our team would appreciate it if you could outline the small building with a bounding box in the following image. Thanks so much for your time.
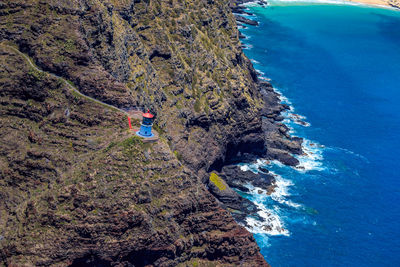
[136,110,154,138]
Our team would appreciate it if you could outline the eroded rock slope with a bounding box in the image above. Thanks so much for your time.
[0,0,301,265]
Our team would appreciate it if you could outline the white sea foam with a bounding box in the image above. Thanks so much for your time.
[269,173,302,209]
[279,95,293,107]
[244,202,290,236]
[282,119,296,135]
[246,176,301,210]
[238,162,302,236]
[251,59,260,64]
[273,87,293,106]
[265,137,325,173]
[239,158,269,173]
[259,76,272,82]
[243,1,264,7]
[239,160,300,208]
[243,43,253,50]
[245,180,300,235]
[295,139,325,172]
[273,98,325,173]
[240,13,259,20]
[255,69,265,76]
[285,111,311,127]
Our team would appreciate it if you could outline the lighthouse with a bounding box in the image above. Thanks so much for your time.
[136,110,154,138]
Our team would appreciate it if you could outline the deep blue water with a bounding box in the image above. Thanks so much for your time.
[239,2,400,266]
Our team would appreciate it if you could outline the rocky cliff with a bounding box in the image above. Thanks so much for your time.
[0,0,300,265]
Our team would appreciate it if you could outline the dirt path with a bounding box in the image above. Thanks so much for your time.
[1,43,160,142]
[1,43,131,116]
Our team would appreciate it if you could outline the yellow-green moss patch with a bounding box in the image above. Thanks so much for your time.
[209,172,226,191]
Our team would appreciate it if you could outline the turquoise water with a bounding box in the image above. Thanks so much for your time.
[239,2,400,266]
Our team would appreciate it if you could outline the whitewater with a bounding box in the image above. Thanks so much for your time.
[238,2,400,266]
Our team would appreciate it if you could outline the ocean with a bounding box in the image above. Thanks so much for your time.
[238,2,400,266]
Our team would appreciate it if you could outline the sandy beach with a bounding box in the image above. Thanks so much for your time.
[347,0,399,8]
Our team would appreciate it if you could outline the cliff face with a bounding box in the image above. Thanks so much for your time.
[0,45,266,266]
[0,0,297,265]
[1,0,266,176]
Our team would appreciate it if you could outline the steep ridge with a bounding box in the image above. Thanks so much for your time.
[0,0,301,265]
[3,44,130,116]
[0,43,266,267]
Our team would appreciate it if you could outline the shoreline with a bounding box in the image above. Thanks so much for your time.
[233,0,399,37]
[241,0,400,10]
[346,0,400,9]
[234,1,400,265]
[223,0,311,237]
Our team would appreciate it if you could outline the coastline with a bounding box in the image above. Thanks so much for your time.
[234,0,399,36]
[347,0,399,8]
[235,2,400,266]
[242,0,400,9]
[226,0,314,237]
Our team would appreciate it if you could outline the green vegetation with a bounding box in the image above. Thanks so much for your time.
[64,39,76,52]
[204,98,210,115]
[153,123,165,135]
[104,141,117,152]
[194,98,201,112]
[27,68,46,81]
[174,150,182,161]
[121,136,142,148]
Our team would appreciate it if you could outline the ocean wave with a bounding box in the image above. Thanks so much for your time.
[244,202,290,236]
[269,172,302,209]
[251,59,260,64]
[259,76,272,82]
[273,97,324,172]
[283,111,311,127]
[242,33,251,39]
[326,146,369,163]
[248,178,302,210]
[239,158,269,173]
[239,13,259,20]
[265,138,325,173]
[282,119,296,134]
[239,162,303,210]
[243,43,254,50]
[273,87,293,106]
[255,68,265,76]
[242,179,299,236]
[243,1,267,7]
[239,160,322,237]
[295,139,325,172]
[279,95,293,107]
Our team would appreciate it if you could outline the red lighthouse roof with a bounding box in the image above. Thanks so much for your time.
[142,109,154,119]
